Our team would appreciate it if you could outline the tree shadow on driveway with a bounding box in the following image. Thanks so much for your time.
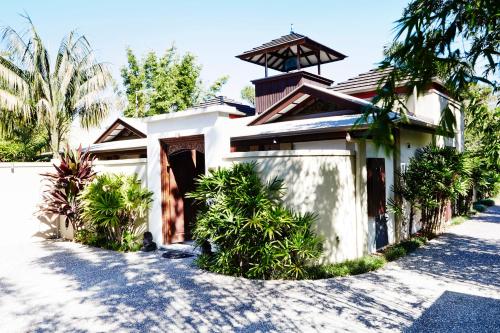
[29,241,429,332]
[11,207,499,332]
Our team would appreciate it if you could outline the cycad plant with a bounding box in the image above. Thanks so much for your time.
[40,145,96,231]
[188,162,323,280]
[79,173,153,251]
[0,15,113,155]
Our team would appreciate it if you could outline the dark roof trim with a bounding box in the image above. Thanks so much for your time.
[249,83,370,126]
[94,118,147,144]
[236,33,347,72]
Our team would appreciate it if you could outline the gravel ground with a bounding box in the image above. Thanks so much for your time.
[1,206,499,333]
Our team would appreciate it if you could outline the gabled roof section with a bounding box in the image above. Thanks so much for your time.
[249,83,371,126]
[94,118,147,144]
[236,32,347,72]
[195,96,255,116]
[333,67,395,94]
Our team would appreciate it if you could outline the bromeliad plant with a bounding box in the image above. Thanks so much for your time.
[188,162,323,280]
[79,173,153,251]
[40,145,95,231]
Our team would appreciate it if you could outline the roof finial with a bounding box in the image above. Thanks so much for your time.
[290,23,294,34]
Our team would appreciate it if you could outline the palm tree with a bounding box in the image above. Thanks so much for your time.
[0,16,113,156]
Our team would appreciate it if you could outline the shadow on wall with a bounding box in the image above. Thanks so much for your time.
[313,163,340,262]
[33,213,59,239]
[251,154,356,263]
[405,291,500,332]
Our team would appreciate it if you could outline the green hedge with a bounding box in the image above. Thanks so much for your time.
[477,198,495,207]
[306,255,386,279]
[383,236,428,262]
[473,203,487,212]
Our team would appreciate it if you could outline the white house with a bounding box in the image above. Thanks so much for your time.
[87,33,462,263]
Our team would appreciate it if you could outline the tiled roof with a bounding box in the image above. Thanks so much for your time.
[236,33,347,72]
[240,33,307,54]
[195,96,255,116]
[333,67,445,95]
[332,67,396,94]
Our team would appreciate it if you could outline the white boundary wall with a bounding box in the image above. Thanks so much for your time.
[0,159,147,242]
[0,162,58,243]
[224,150,359,264]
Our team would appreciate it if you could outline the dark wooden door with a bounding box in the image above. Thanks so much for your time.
[367,158,388,249]
[165,149,204,243]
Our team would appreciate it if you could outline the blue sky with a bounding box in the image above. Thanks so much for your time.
[1,0,409,103]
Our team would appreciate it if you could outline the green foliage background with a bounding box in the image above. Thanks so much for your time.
[121,46,228,117]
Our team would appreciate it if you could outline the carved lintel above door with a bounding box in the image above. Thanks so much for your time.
[160,135,205,155]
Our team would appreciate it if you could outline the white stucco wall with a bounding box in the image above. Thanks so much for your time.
[0,162,59,242]
[145,108,243,245]
[415,90,463,151]
[224,150,359,264]
[0,159,148,242]
[94,159,148,185]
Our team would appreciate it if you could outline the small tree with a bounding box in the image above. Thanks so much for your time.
[188,162,323,280]
[121,46,228,117]
[240,85,255,106]
[40,146,95,231]
[394,146,471,236]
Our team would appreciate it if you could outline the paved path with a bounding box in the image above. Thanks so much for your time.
[1,207,499,332]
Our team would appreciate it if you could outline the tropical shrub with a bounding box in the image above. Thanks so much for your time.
[79,173,153,252]
[472,203,487,213]
[382,236,428,262]
[188,162,323,280]
[383,246,407,261]
[40,146,95,231]
[392,146,471,236]
[462,85,500,200]
[477,199,495,207]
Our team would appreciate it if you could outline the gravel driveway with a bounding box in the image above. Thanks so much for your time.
[1,206,499,332]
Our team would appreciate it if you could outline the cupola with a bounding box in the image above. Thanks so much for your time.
[236,32,347,114]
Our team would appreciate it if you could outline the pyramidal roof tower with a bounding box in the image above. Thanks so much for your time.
[236,32,347,114]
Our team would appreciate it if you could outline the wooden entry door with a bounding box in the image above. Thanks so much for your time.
[160,136,205,244]
[367,158,388,249]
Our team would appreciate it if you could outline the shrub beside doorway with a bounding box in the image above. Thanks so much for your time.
[188,162,323,280]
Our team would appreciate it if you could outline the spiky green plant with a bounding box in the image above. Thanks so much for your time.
[40,145,96,231]
[188,162,323,280]
[394,146,471,236]
[79,173,153,251]
[0,15,113,155]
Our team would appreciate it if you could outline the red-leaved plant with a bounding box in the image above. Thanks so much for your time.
[40,145,96,231]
